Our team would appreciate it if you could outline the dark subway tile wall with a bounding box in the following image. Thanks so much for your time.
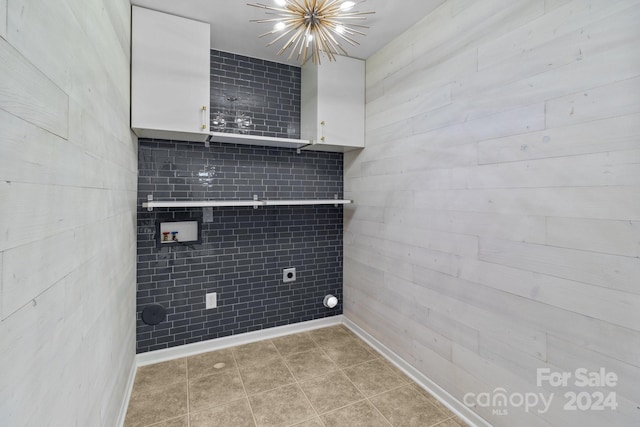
[136,139,344,354]
[210,50,301,139]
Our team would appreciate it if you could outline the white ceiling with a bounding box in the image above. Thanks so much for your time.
[130,0,446,65]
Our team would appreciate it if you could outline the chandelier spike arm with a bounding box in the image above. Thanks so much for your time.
[264,20,304,47]
[333,25,367,38]
[319,0,342,14]
[317,27,341,60]
[287,27,306,60]
[315,24,348,56]
[333,22,370,29]
[329,11,375,17]
[322,24,361,46]
[291,0,309,14]
[266,28,298,47]
[276,24,307,54]
[323,19,368,37]
[247,3,290,13]
[299,23,313,57]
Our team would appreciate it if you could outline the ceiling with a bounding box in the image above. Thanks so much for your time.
[129,0,445,65]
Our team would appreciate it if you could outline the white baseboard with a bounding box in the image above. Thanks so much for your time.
[342,316,491,427]
[136,315,343,366]
[116,356,137,427]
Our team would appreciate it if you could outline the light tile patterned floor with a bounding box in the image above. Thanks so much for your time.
[124,325,470,427]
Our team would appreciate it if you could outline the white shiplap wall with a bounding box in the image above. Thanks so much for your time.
[345,0,640,425]
[0,0,137,425]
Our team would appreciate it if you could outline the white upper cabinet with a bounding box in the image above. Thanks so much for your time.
[301,56,365,152]
[131,6,210,142]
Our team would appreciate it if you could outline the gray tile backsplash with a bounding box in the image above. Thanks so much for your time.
[210,50,301,139]
[136,139,344,354]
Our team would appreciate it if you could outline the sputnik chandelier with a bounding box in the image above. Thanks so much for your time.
[247,0,374,65]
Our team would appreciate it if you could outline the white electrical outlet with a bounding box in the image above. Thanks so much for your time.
[206,292,217,309]
[203,207,214,223]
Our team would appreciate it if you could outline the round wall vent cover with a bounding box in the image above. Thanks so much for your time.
[141,304,167,326]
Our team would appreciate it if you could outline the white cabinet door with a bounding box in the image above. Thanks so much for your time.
[301,56,365,152]
[131,6,210,142]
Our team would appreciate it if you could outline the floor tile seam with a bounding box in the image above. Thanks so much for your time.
[363,396,395,427]
[239,353,299,397]
[308,329,358,348]
[186,354,242,381]
[337,356,379,372]
[280,344,325,361]
[229,350,259,427]
[278,345,326,425]
[271,333,319,359]
[316,396,399,426]
[409,384,452,417]
[315,336,360,352]
[283,414,326,427]
[144,414,188,427]
[432,415,460,427]
[339,358,412,393]
[271,337,288,359]
[190,396,251,416]
[128,382,191,427]
[337,364,370,398]
[233,350,284,370]
[427,416,456,427]
[292,366,327,423]
[319,343,379,368]
[315,343,346,367]
[319,396,370,415]
[184,356,191,427]
[299,368,370,417]
[244,377,299,397]
[130,378,189,396]
[266,334,295,359]
[235,351,286,372]
[306,332,323,347]
[247,381,320,426]
[281,349,341,383]
[189,397,257,427]
[185,351,235,380]
[333,353,380,371]
[366,384,452,427]
[363,383,413,401]
[292,367,342,383]
[274,380,326,427]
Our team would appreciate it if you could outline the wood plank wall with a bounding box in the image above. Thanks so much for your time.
[0,0,137,425]
[344,0,640,425]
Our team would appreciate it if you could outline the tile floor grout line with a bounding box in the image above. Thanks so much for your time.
[306,326,389,424]
[272,333,331,427]
[272,337,324,427]
[337,364,394,427]
[145,414,189,427]
[432,416,458,427]
[230,346,260,427]
[241,342,305,427]
[362,383,412,401]
[365,396,395,427]
[278,340,327,427]
[185,358,191,427]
